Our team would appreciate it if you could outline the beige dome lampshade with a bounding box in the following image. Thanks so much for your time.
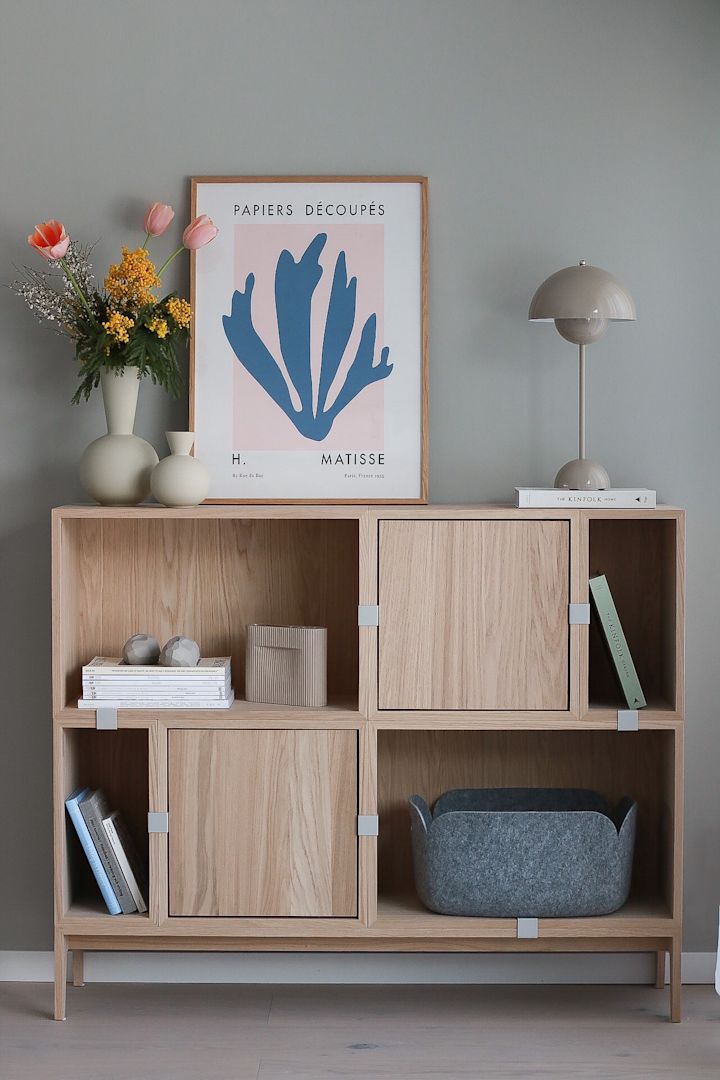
[529,261,636,490]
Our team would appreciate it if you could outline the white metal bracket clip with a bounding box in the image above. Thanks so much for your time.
[358,605,379,627]
[568,603,590,625]
[147,812,169,834]
[96,707,118,731]
[357,815,379,836]
[617,710,639,731]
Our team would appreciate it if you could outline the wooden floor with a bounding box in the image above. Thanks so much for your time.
[1,983,719,1078]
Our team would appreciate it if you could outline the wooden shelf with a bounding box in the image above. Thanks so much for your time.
[56,705,682,731]
[52,504,685,1021]
[60,893,365,938]
[52,504,368,520]
[373,711,682,731]
[60,893,675,942]
[56,697,362,728]
[61,899,151,930]
[584,705,681,727]
[374,894,675,939]
[53,503,685,517]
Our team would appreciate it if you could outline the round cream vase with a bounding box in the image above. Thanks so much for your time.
[151,432,210,507]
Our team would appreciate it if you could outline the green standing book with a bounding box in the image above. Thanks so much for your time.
[589,574,647,709]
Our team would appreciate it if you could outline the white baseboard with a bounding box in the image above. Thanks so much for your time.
[0,950,716,985]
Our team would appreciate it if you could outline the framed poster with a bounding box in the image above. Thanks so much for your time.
[190,176,427,503]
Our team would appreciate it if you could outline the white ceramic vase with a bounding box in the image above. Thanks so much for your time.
[79,369,159,506]
[151,432,210,507]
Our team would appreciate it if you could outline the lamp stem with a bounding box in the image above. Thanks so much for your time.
[578,343,586,460]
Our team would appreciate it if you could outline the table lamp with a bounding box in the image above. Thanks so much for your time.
[528,261,636,489]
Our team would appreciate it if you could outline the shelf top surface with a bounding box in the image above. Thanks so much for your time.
[52,503,684,520]
[55,705,684,731]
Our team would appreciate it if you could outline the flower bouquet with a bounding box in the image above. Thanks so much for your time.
[11,204,217,504]
[12,204,217,403]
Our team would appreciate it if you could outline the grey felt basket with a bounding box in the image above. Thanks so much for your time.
[409,788,637,918]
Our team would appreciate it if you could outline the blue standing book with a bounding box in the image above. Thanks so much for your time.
[64,787,122,915]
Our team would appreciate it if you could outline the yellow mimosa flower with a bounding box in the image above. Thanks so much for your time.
[105,247,160,309]
[102,311,134,344]
[148,315,169,339]
[166,296,192,328]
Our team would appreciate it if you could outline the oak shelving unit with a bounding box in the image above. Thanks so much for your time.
[52,504,684,1020]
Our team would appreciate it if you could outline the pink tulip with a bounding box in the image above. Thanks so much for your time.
[182,214,219,250]
[143,202,175,237]
[28,219,70,260]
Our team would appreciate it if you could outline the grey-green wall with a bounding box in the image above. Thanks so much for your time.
[1,0,718,954]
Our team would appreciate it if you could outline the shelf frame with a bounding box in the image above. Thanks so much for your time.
[52,503,685,1023]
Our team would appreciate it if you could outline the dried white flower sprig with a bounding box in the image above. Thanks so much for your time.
[9,242,95,336]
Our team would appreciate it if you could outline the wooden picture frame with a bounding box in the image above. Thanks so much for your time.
[189,176,428,504]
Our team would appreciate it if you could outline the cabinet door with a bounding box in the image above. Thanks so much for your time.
[378,520,569,710]
[169,730,357,917]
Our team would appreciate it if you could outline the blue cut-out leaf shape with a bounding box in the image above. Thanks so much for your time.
[222,233,392,442]
[317,251,356,417]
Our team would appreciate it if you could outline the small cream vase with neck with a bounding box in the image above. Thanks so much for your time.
[79,368,158,505]
[151,431,210,507]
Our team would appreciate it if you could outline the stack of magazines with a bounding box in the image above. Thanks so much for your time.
[78,656,234,709]
[65,788,148,915]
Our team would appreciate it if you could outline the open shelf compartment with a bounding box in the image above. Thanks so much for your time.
[54,514,360,713]
[588,516,681,714]
[59,728,150,922]
[376,728,679,935]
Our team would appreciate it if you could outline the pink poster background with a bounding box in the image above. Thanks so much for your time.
[231,224,385,451]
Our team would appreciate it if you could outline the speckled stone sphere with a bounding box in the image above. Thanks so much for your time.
[158,635,200,668]
[122,634,160,666]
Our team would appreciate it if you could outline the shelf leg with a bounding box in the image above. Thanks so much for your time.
[72,950,84,988]
[53,931,67,1021]
[655,949,666,988]
[669,937,682,1023]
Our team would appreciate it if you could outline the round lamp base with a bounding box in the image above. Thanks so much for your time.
[554,459,611,491]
